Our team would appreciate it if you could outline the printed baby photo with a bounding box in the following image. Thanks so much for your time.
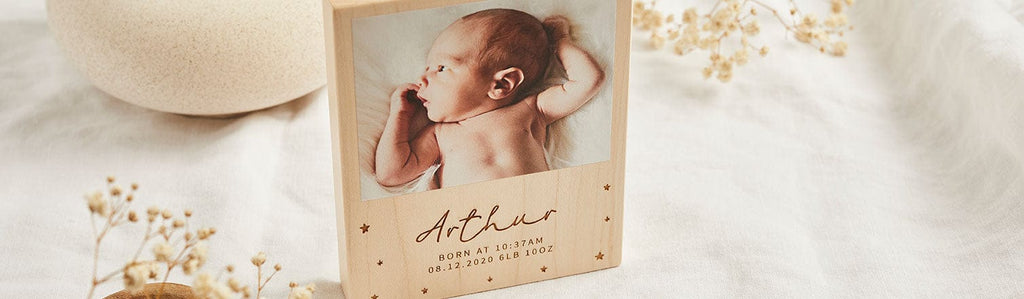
[352,0,616,201]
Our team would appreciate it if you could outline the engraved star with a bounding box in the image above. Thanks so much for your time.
[487,276,493,282]
[540,266,548,272]
[421,288,428,294]
[604,216,611,222]
[377,260,383,266]
[603,184,611,191]
[595,252,604,260]
[371,295,378,299]
[360,224,369,234]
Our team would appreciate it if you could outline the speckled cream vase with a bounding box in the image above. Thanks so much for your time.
[46,0,326,116]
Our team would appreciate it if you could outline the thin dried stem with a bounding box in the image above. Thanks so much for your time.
[130,221,155,263]
[87,196,120,299]
[750,0,795,32]
[255,265,263,299]
[261,269,280,291]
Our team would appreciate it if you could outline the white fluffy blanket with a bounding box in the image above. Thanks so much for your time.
[2,0,1024,297]
[351,0,615,200]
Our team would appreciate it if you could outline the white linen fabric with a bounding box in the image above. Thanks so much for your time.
[2,0,1023,298]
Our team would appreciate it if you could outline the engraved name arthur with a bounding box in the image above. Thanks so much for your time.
[416,205,557,243]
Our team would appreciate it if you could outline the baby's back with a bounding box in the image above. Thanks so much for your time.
[435,95,549,187]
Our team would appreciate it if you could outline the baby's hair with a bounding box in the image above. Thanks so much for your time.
[460,9,552,98]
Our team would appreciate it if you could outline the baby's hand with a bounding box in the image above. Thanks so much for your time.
[389,83,422,116]
[543,16,572,42]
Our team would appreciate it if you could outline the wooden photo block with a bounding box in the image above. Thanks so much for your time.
[324,0,630,297]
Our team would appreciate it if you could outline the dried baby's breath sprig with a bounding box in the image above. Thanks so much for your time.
[633,0,854,82]
[190,264,256,299]
[84,177,313,299]
[121,261,158,294]
[251,252,267,267]
[252,252,287,299]
[182,243,208,275]
[86,192,109,217]
[153,242,175,262]
[84,177,220,299]
[85,177,144,299]
[193,272,234,299]
[288,282,317,299]
[197,227,216,240]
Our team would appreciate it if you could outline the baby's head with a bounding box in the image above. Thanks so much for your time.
[415,9,551,122]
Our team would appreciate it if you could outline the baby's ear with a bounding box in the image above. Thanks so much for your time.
[488,67,524,100]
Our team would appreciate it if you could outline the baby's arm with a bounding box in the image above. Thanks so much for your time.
[536,16,606,125]
[375,83,441,187]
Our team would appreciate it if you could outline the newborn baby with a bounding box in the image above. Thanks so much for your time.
[375,8,605,189]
